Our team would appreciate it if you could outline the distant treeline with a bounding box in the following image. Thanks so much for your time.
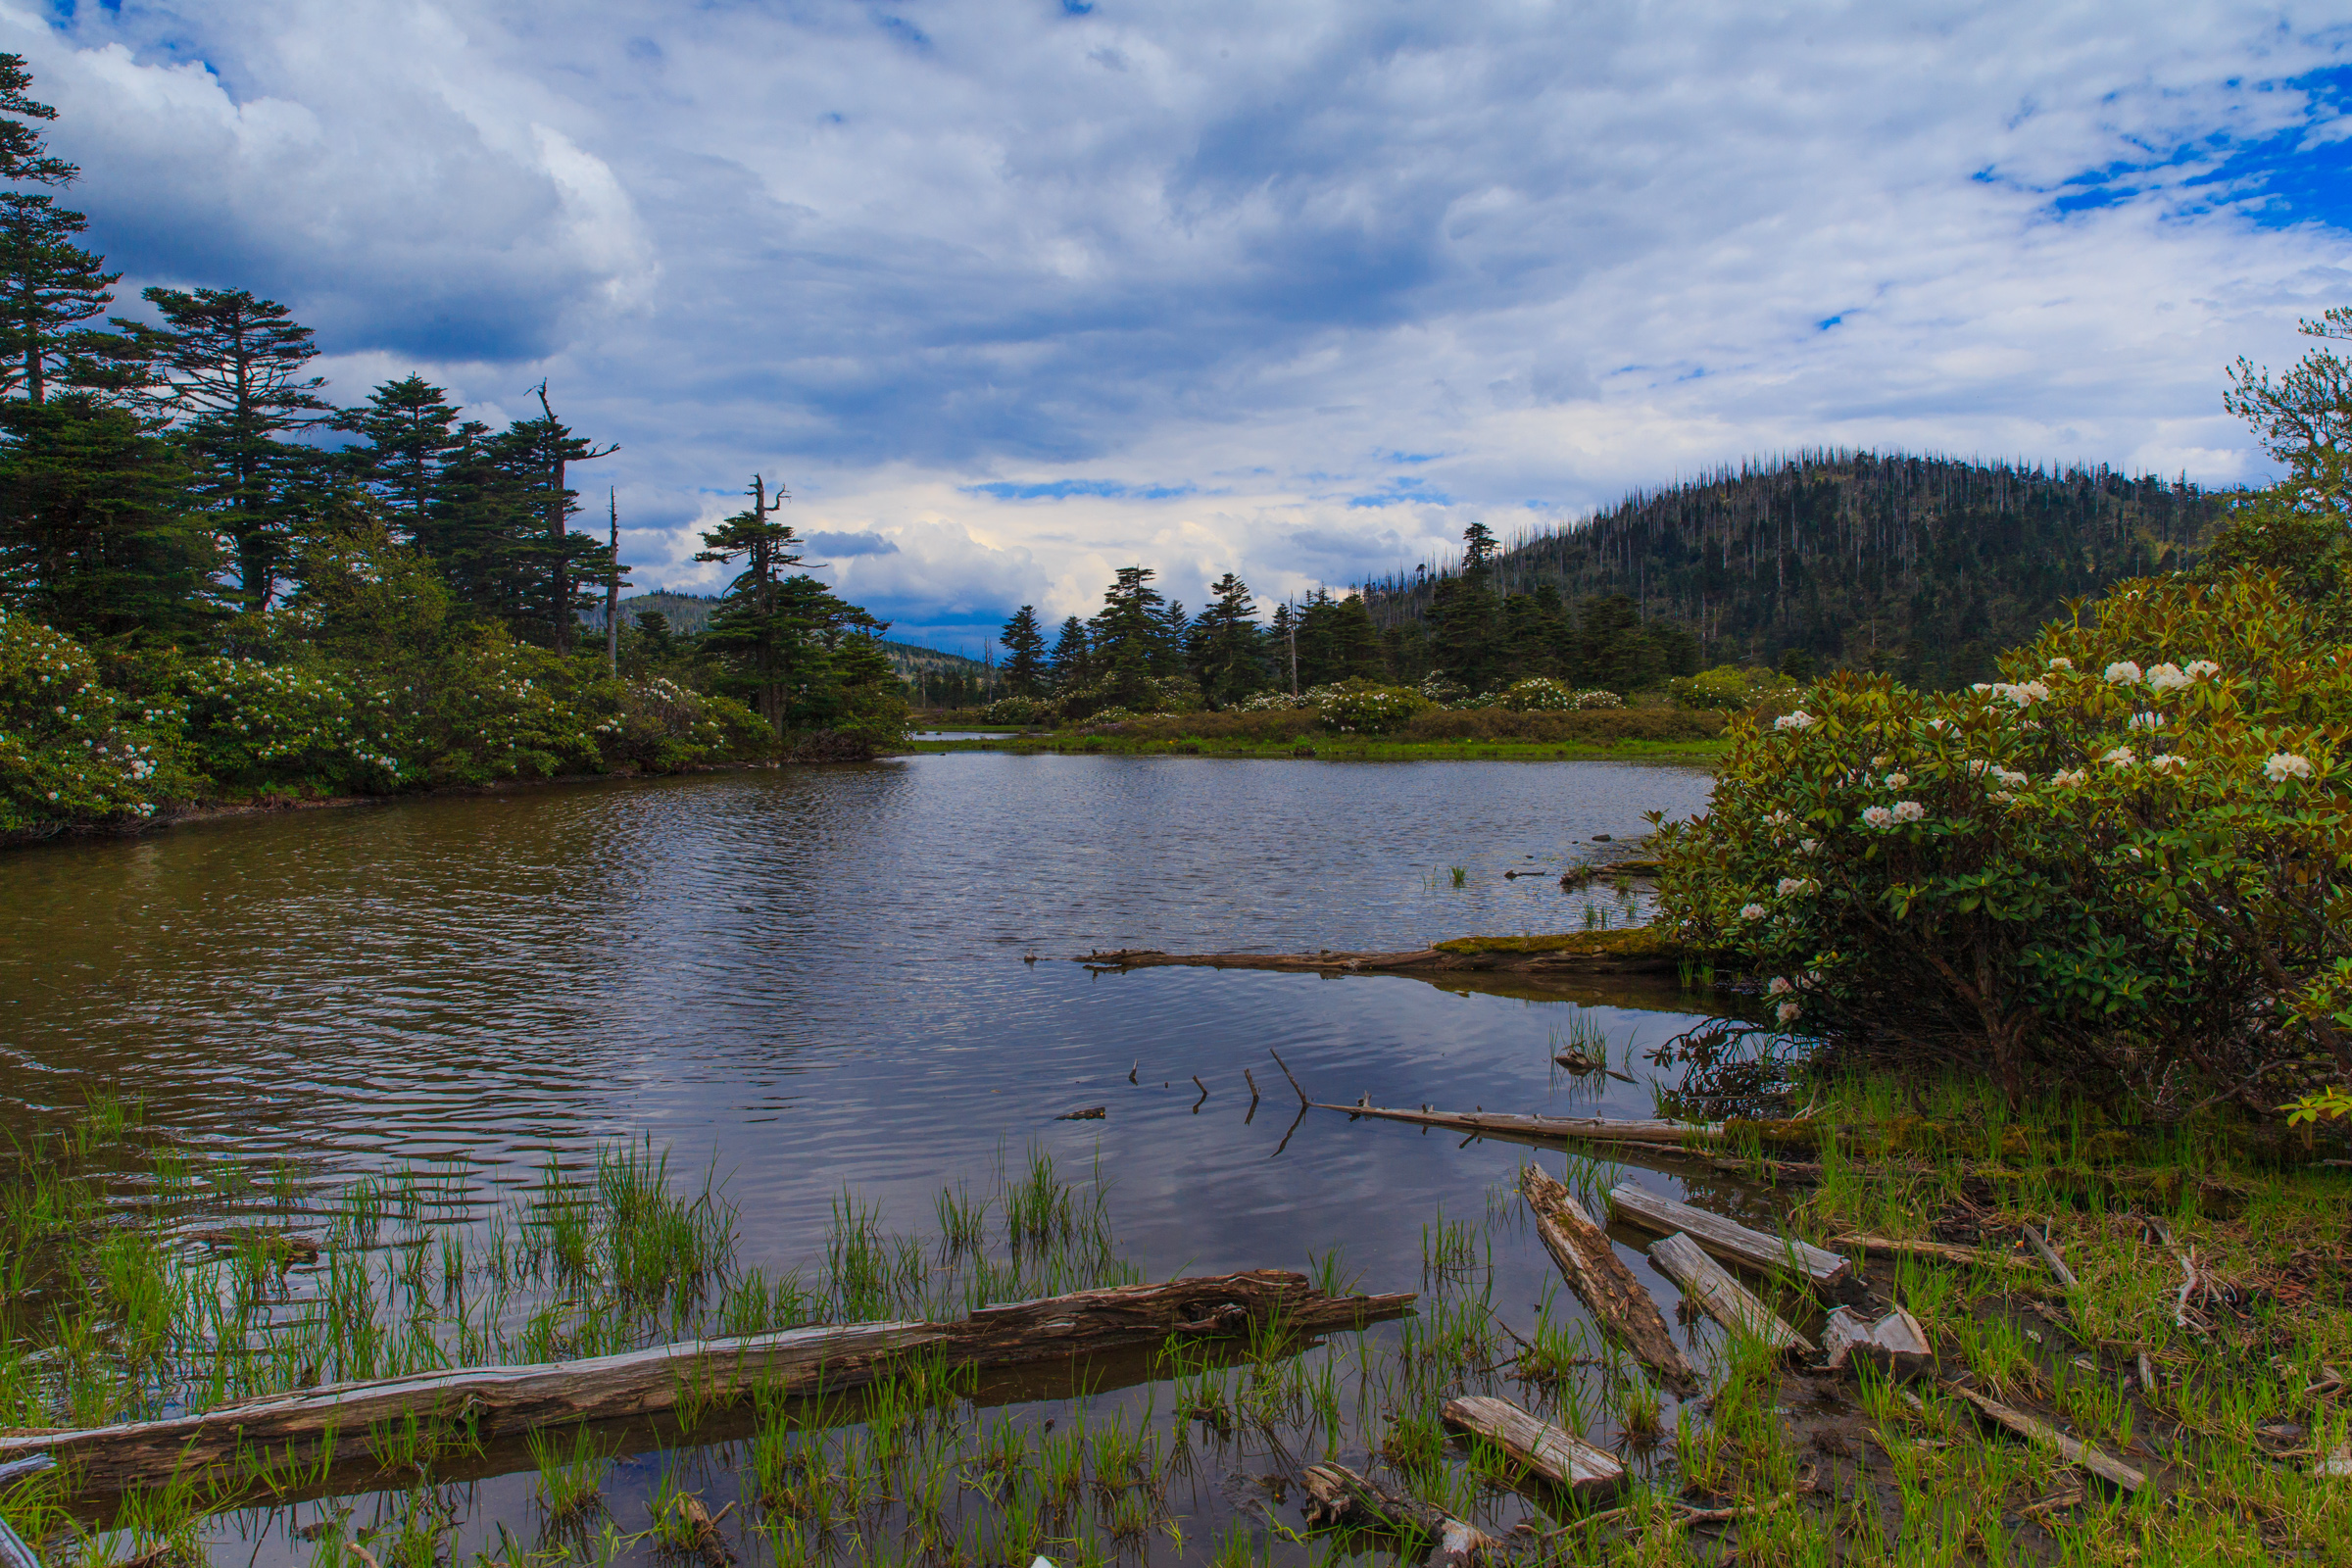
[1361,453,2230,690]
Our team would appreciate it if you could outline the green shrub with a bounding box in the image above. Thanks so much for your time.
[1671,663,1791,710]
[591,676,771,772]
[1654,567,2352,1116]
[1398,707,1724,743]
[0,611,192,830]
[176,652,410,794]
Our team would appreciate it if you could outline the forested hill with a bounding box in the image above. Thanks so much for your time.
[594,592,984,678]
[1362,453,2232,689]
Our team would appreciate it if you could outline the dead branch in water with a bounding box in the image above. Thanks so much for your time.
[1518,1166,1698,1396]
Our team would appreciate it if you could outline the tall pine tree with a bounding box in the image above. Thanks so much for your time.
[998,604,1048,697]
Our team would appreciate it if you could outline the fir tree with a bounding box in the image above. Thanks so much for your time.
[113,287,332,609]
[1049,614,1091,691]
[998,604,1048,697]
[1428,522,1501,691]
[1196,571,1264,706]
[339,374,462,538]
[0,55,73,188]
[1088,565,1165,708]
[695,476,804,731]
[0,193,116,403]
[0,394,214,641]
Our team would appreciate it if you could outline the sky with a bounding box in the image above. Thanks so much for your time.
[10,2,2352,653]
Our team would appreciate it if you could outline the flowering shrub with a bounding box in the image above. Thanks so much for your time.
[414,628,603,785]
[0,612,192,830]
[176,655,410,794]
[1315,684,1431,734]
[591,675,771,773]
[1502,677,1573,710]
[982,695,1053,724]
[1236,690,1309,711]
[1654,567,2352,1117]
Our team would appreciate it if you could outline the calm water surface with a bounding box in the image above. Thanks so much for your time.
[4,755,1761,1554]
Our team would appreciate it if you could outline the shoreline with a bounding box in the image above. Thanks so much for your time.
[901,732,1728,762]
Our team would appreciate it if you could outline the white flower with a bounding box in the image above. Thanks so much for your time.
[1989,681,2049,706]
[1884,771,1910,788]
[2265,753,2313,782]
[2144,662,2188,692]
[1761,809,1793,827]
[1774,710,1816,731]
[1777,877,1819,897]
[1969,760,1990,777]
[1872,755,1891,767]
[2103,661,2143,685]
[2052,768,2087,787]
[1776,1001,1801,1025]
[2149,754,2187,775]
[1739,903,1769,920]
[1989,790,2016,804]
[2184,660,2220,680]
[1767,976,1793,996]
[2101,747,2135,768]
[1797,838,1822,855]
[2128,712,2163,731]
[1861,806,1894,829]
[1925,717,1950,732]
[2047,657,2074,671]
[1890,800,1926,823]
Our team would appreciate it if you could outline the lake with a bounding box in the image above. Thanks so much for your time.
[2,754,1776,1564]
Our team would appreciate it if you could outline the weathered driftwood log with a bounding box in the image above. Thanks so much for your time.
[1519,1167,1698,1396]
[1646,1233,1814,1354]
[1441,1394,1625,1499]
[1820,1306,1932,1380]
[1299,1461,1498,1566]
[0,1271,1412,1497]
[1606,1181,1850,1288]
[1078,927,1683,981]
[1943,1383,2147,1493]
[1829,1235,2035,1272]
[1337,1102,1724,1145]
[0,1455,49,1568]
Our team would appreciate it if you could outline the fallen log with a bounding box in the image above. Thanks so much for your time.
[1820,1306,1932,1380]
[1942,1383,2147,1493]
[1829,1235,2035,1272]
[1299,1461,1499,1566]
[0,1270,1412,1497]
[1646,1233,1814,1354]
[1606,1182,1850,1288]
[1442,1394,1624,1500]
[1519,1167,1698,1396]
[1332,1102,1725,1146]
[1077,927,1685,981]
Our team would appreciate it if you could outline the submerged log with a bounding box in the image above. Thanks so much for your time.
[0,1270,1412,1497]
[1299,1461,1498,1566]
[1333,1102,1724,1145]
[1943,1383,2147,1493]
[1606,1182,1850,1288]
[1646,1233,1814,1354]
[1441,1394,1625,1499]
[1519,1167,1698,1396]
[1820,1306,1932,1380]
[1078,927,1685,980]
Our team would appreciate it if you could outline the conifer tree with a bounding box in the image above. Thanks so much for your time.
[1428,521,1501,691]
[695,475,804,731]
[339,374,462,538]
[998,604,1048,697]
[0,55,74,188]
[1196,571,1264,706]
[510,383,616,656]
[112,287,332,609]
[0,193,115,403]
[1088,565,1166,708]
[1049,614,1091,691]
[0,394,214,640]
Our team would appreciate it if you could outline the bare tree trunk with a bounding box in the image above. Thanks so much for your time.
[606,489,620,676]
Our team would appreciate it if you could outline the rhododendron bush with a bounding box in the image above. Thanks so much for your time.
[1654,567,2352,1117]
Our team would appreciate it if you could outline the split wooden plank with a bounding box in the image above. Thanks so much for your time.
[1442,1394,1625,1500]
[1646,1232,1814,1354]
[1607,1181,1850,1288]
[1943,1383,2147,1493]
[0,1270,1413,1498]
[1821,1306,1932,1380]
[1830,1235,2035,1272]
[1519,1167,1698,1396]
[1300,1461,1499,1567]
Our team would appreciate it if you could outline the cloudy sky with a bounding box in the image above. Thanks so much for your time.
[12,2,2351,651]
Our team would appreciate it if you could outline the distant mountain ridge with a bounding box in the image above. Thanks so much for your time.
[592,591,987,677]
[1361,452,2232,689]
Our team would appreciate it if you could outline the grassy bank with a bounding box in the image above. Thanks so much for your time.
[6,1066,2347,1565]
[903,733,1729,762]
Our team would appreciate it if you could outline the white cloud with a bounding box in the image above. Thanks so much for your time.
[5,0,2347,640]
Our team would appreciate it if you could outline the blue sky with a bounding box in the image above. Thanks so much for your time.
[10,2,2351,653]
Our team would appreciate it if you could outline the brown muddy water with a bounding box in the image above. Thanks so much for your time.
[1,755,1798,1567]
